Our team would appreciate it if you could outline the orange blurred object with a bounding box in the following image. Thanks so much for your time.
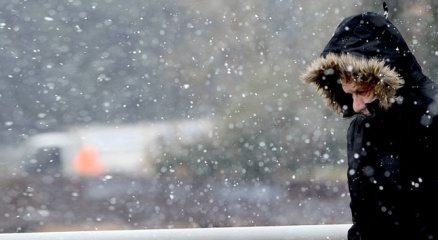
[73,145,105,177]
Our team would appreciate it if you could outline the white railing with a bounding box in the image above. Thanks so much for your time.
[0,224,351,240]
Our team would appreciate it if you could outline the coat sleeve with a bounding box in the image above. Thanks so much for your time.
[346,116,368,240]
[413,113,438,239]
[347,221,361,240]
[345,109,389,240]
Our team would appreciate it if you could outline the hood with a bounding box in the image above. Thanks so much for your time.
[301,12,426,117]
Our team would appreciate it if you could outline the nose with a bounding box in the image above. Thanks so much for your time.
[352,94,366,113]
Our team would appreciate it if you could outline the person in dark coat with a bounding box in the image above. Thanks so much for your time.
[301,11,438,240]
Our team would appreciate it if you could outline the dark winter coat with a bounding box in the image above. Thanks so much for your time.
[302,12,438,240]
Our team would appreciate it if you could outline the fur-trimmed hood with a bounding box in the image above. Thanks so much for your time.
[301,53,404,115]
[301,12,428,117]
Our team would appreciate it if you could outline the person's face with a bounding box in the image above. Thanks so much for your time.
[341,80,376,116]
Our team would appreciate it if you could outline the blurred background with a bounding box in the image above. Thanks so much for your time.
[0,0,437,233]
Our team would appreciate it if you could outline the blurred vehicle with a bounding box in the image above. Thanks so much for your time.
[18,119,214,178]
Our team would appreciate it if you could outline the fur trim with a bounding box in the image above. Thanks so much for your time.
[301,53,404,114]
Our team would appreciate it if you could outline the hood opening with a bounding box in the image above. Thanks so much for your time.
[301,53,404,117]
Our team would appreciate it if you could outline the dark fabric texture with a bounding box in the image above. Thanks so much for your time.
[321,12,438,240]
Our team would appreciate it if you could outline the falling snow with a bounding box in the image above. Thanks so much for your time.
[0,0,437,234]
